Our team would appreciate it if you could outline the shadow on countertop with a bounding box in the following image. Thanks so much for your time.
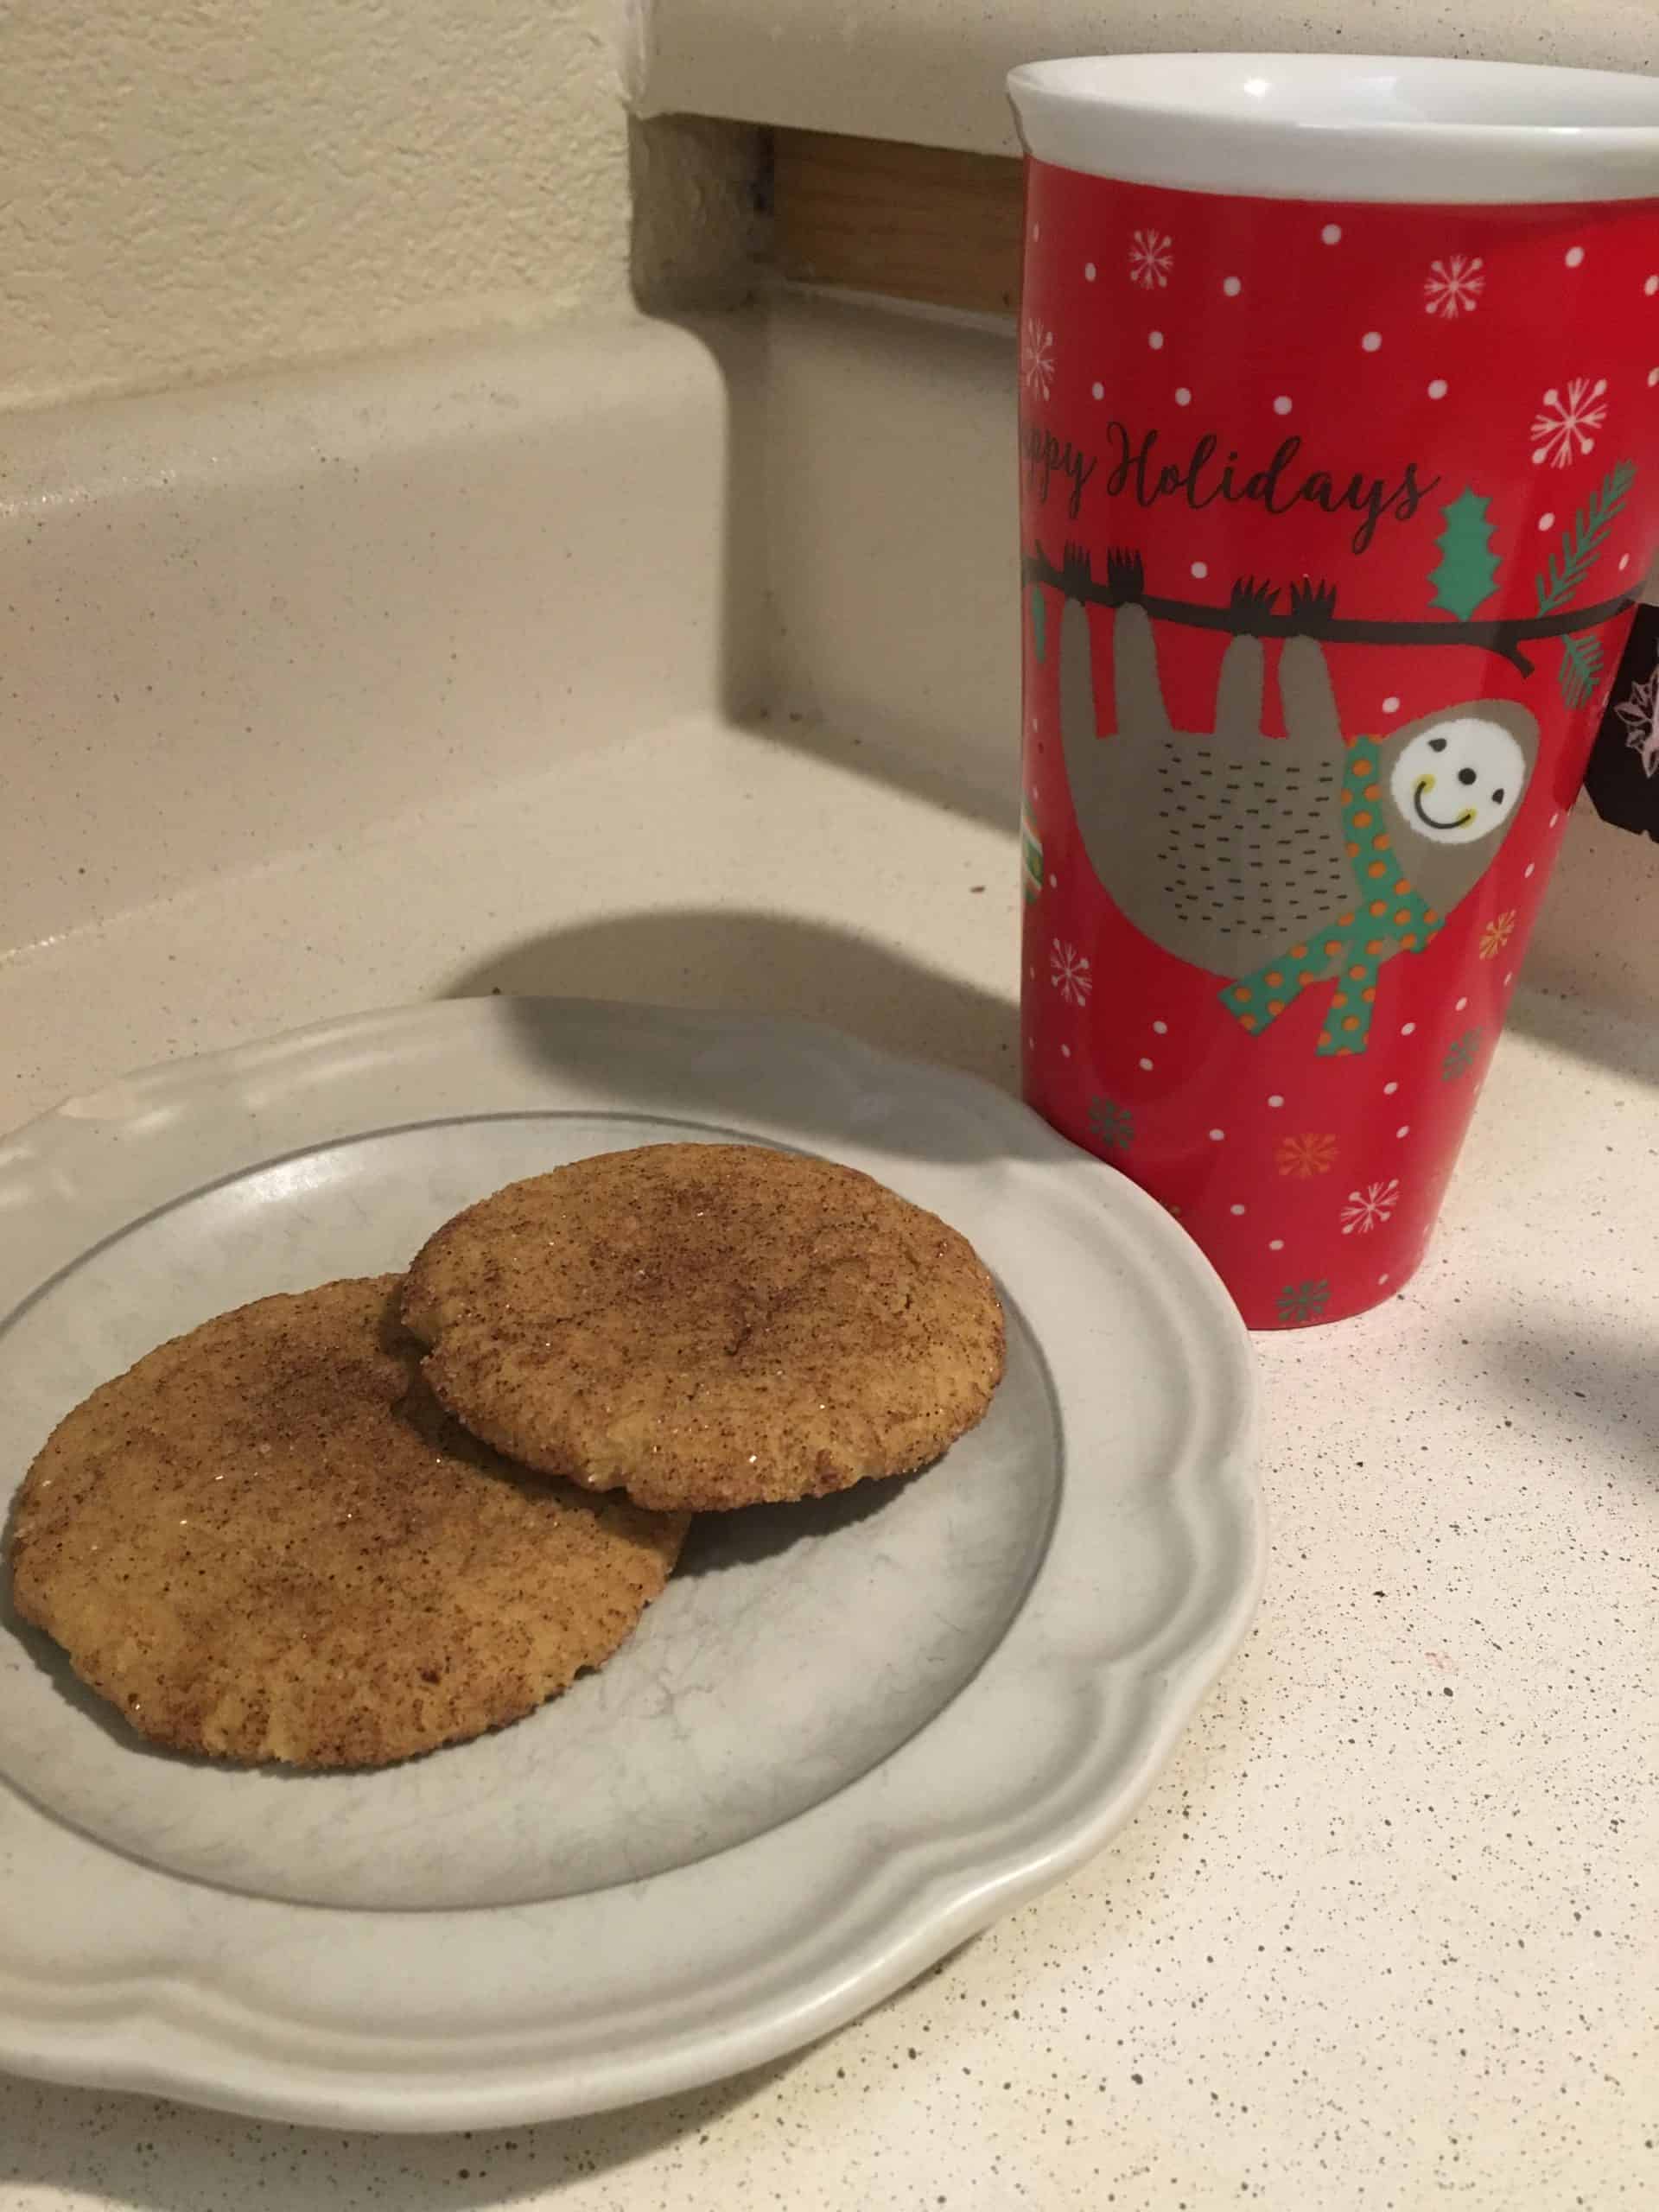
[0,2047,803,2210]
[1473,1307,1659,1482]
[1504,981,1659,1092]
[442,907,1033,1162]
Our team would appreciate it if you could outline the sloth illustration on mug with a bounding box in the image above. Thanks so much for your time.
[1054,552,1537,1057]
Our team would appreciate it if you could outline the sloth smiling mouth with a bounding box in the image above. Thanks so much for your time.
[1412,777,1476,832]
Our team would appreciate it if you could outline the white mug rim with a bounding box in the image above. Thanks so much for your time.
[1007,54,1659,204]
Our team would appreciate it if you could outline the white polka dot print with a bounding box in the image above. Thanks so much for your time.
[1174,386,1192,406]
[1091,381,1104,400]
[1148,330,1164,350]
[1084,261,1096,281]
[1209,1128,1225,1142]
[1273,395,1293,415]
[1321,223,1342,245]
[1191,561,1209,579]
[1565,245,1585,268]
[1223,276,1243,297]
[1382,695,1401,714]
[1361,332,1382,353]
[1427,378,1448,399]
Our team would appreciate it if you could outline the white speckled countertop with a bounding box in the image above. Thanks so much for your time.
[2,712,1656,2209]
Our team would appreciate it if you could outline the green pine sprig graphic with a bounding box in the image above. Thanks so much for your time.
[1533,460,1635,708]
[1559,632,1605,709]
[1428,488,1502,620]
[1535,462,1637,614]
[1020,797,1044,903]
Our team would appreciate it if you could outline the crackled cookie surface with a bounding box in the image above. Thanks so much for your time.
[402,1145,1006,1512]
[8,1276,687,1767]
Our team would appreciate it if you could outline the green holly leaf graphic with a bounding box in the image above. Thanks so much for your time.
[1029,583,1047,664]
[1429,488,1502,620]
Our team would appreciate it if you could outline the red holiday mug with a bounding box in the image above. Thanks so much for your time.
[1007,54,1659,1327]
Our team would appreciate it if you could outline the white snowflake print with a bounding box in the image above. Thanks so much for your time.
[1021,318,1055,400]
[1128,228,1173,290]
[1050,938,1092,1007]
[1615,659,1659,778]
[1529,376,1609,468]
[1340,1179,1400,1236]
[1423,253,1485,319]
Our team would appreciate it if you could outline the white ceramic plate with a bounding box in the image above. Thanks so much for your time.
[0,1000,1261,2130]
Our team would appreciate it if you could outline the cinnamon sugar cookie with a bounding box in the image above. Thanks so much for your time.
[401,1143,1005,1512]
[7,1276,687,1767]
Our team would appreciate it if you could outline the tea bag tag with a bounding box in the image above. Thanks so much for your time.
[1584,589,1659,839]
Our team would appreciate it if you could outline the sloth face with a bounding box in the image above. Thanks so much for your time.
[1389,719,1529,847]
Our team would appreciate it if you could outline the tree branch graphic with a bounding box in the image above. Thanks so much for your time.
[1024,539,1634,680]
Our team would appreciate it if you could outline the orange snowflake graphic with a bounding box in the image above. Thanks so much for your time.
[1478,910,1516,961]
[1276,1132,1338,1179]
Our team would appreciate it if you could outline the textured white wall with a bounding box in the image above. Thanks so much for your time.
[1,0,632,410]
